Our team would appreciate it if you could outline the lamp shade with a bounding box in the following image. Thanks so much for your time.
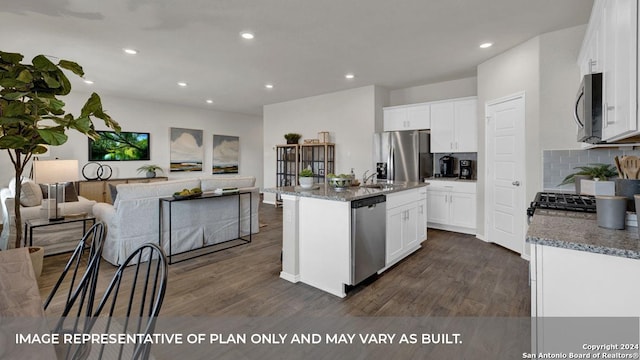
[34,160,79,184]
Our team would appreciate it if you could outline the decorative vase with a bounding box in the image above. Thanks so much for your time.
[573,175,592,194]
[146,170,156,178]
[615,179,640,211]
[299,177,314,189]
[28,246,44,280]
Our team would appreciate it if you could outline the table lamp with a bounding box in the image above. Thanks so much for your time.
[34,159,78,221]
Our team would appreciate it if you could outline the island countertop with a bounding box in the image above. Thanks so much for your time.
[526,209,640,259]
[264,181,428,202]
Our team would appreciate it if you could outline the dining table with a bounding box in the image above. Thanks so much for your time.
[0,247,56,359]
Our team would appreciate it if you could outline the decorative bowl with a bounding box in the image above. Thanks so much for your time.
[328,177,352,189]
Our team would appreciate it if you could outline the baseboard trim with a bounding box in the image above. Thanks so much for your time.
[428,223,476,235]
[280,272,300,283]
[476,233,487,242]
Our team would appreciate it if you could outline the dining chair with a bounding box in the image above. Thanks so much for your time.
[83,242,168,360]
[44,221,105,318]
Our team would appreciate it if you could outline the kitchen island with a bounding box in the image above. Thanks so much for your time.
[265,182,428,297]
[526,209,640,317]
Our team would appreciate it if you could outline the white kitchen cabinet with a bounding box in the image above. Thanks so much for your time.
[531,244,640,317]
[383,103,430,131]
[430,97,477,153]
[417,187,427,242]
[427,180,476,235]
[601,0,637,141]
[578,0,638,142]
[384,188,426,267]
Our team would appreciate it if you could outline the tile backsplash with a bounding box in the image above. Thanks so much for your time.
[543,148,640,190]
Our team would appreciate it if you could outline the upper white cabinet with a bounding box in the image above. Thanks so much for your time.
[430,97,478,153]
[383,103,430,131]
[578,0,638,142]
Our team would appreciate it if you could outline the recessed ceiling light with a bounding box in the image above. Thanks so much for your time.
[83,79,94,84]
[206,99,213,104]
[345,73,355,79]
[123,48,138,55]
[479,42,493,49]
[240,32,255,40]
[177,82,188,87]
[265,84,274,89]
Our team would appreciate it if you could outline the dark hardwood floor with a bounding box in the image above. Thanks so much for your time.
[39,203,530,317]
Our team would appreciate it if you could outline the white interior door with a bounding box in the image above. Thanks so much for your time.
[485,93,525,254]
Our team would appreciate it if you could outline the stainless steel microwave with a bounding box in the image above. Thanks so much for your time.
[575,73,603,144]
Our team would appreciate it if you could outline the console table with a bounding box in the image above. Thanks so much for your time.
[158,191,252,264]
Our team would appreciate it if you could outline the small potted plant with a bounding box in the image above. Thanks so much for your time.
[137,164,164,178]
[298,168,314,189]
[559,163,617,194]
[284,133,302,144]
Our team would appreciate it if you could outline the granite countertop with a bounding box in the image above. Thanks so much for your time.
[526,209,640,259]
[264,181,428,202]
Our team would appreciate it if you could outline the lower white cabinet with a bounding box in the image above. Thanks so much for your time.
[385,187,427,267]
[427,180,476,234]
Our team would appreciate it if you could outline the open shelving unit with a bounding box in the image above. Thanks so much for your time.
[275,143,335,206]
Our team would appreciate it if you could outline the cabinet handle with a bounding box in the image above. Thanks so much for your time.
[605,103,615,125]
[450,142,453,150]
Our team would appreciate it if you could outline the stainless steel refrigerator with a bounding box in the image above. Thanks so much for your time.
[373,130,433,182]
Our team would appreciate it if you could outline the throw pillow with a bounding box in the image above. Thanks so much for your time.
[19,179,44,207]
[39,182,79,203]
[108,183,118,203]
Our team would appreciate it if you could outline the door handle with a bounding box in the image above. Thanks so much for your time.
[512,181,521,186]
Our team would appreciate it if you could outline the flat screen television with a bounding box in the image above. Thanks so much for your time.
[88,131,150,161]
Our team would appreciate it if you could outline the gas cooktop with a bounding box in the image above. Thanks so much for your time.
[526,192,596,217]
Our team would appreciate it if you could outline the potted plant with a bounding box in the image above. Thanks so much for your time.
[137,164,163,178]
[559,163,617,194]
[0,50,120,250]
[284,133,301,144]
[298,168,314,189]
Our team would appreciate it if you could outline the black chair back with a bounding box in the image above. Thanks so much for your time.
[85,243,168,360]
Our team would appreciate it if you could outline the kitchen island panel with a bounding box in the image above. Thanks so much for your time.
[299,197,351,298]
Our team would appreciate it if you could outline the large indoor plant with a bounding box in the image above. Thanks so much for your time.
[0,50,120,250]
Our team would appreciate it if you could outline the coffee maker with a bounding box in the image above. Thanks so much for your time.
[439,154,456,177]
[459,160,473,180]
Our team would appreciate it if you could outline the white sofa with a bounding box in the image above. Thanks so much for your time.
[1,179,96,253]
[93,176,260,265]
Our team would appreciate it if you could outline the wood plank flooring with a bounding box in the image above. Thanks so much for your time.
[38,203,530,317]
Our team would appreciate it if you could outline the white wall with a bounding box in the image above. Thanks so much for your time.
[539,25,586,150]
[0,92,263,188]
[389,77,477,106]
[263,85,378,204]
[477,25,587,249]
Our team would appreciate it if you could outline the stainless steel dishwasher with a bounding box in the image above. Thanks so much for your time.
[351,195,386,285]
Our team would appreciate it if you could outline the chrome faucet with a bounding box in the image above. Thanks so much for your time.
[362,170,377,184]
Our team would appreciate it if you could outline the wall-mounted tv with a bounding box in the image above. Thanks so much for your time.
[88,131,150,161]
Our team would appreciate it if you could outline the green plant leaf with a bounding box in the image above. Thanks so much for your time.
[3,101,26,117]
[0,117,24,125]
[37,128,68,146]
[32,55,57,71]
[42,73,61,88]
[0,51,23,64]
[72,116,93,133]
[57,60,84,77]
[16,70,33,83]
[2,92,28,101]
[32,145,48,154]
[0,135,29,149]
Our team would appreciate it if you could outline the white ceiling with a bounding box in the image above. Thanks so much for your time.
[1,0,593,116]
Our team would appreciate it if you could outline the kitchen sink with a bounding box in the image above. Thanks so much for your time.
[360,183,394,190]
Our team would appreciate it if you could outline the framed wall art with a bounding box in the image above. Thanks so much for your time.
[212,134,239,174]
[170,127,204,172]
